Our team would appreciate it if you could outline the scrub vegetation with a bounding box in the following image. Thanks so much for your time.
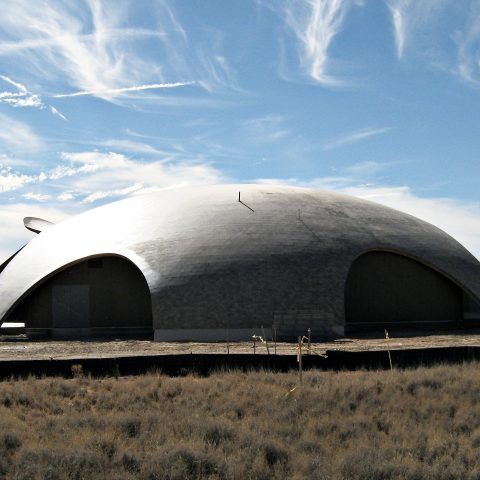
[0,363,479,479]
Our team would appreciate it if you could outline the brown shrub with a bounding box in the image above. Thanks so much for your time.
[0,362,479,478]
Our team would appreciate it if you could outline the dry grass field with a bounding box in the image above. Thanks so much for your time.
[0,363,479,479]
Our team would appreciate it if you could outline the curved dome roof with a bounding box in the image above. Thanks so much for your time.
[1,184,479,335]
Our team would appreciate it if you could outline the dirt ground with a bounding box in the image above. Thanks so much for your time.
[1,330,480,361]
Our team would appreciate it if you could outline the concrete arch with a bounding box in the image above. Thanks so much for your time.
[345,247,480,305]
[5,254,153,338]
[344,250,465,333]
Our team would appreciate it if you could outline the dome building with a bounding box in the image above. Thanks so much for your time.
[0,184,479,340]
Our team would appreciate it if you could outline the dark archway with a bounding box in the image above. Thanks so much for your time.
[345,251,463,332]
[8,256,152,337]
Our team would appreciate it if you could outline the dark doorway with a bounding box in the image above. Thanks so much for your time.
[8,256,152,337]
[345,251,463,332]
[52,285,90,328]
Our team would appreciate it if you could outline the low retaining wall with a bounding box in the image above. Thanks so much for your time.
[0,346,478,379]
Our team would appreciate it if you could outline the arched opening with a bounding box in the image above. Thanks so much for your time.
[345,251,464,334]
[7,256,152,338]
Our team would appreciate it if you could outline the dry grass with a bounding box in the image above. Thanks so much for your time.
[0,363,479,479]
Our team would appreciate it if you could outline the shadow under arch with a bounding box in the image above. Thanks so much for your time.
[5,254,153,338]
[344,249,477,334]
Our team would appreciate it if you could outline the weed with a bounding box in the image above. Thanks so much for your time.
[0,362,477,478]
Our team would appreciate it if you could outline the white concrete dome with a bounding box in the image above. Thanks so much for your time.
[1,184,479,340]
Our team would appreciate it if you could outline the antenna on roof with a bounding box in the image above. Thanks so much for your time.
[238,191,255,213]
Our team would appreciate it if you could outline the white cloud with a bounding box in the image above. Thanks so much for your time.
[388,1,407,59]
[53,81,195,98]
[0,1,175,101]
[386,1,480,89]
[0,1,237,104]
[322,127,391,150]
[48,163,101,180]
[386,0,449,59]
[387,0,417,59]
[0,167,35,192]
[82,183,143,204]
[60,151,129,168]
[455,2,480,88]
[0,28,168,56]
[0,75,67,118]
[63,151,224,203]
[343,160,391,176]
[0,75,27,93]
[22,192,51,202]
[0,147,224,260]
[0,154,31,167]
[267,0,363,86]
[0,156,105,194]
[0,113,42,152]
[49,106,67,121]
[244,115,290,143]
[57,192,75,202]
[96,140,169,156]
[196,51,241,93]
[2,150,224,205]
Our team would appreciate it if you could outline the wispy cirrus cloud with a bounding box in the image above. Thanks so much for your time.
[455,2,480,88]
[0,75,42,108]
[53,81,195,99]
[386,1,480,89]
[388,1,406,59]
[322,126,391,151]
[243,115,290,143]
[82,183,144,204]
[0,75,67,119]
[0,1,238,104]
[386,0,449,59]
[95,139,169,156]
[264,0,363,86]
[0,113,42,152]
[0,1,161,101]
[0,28,167,56]
[343,160,393,176]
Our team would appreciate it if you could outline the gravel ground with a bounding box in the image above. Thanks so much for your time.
[0,330,480,360]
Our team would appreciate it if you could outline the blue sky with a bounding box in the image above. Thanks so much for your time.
[1,0,480,262]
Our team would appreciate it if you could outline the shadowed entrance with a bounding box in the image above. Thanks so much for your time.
[345,251,463,332]
[8,256,152,338]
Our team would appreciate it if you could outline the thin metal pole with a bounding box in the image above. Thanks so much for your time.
[298,336,303,385]
[307,328,311,355]
[274,325,277,355]
[261,325,270,355]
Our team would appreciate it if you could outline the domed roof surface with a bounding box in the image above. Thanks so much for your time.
[1,184,479,339]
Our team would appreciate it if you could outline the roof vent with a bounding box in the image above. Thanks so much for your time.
[23,217,54,234]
